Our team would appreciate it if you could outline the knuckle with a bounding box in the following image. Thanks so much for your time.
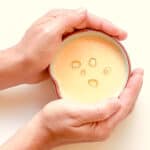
[47,9,61,17]
[40,107,51,125]
[42,104,51,118]
[97,125,111,141]
[121,104,132,118]
[48,9,69,17]
[105,121,113,131]
[95,130,110,141]
[36,25,59,39]
[100,132,110,141]
[96,107,106,119]
[128,107,134,114]
[38,26,49,35]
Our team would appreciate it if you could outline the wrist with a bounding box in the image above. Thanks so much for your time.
[11,44,37,81]
[1,111,55,150]
[0,45,30,89]
[15,42,47,84]
[1,44,38,85]
[27,111,55,150]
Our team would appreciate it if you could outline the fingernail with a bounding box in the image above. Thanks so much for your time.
[118,30,128,40]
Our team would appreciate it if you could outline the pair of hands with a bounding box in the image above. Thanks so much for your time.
[10,8,143,149]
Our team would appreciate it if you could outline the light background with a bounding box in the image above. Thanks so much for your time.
[0,0,149,150]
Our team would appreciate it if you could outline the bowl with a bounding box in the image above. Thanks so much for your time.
[49,30,131,104]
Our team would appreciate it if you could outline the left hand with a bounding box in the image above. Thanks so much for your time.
[32,68,143,148]
[15,8,127,83]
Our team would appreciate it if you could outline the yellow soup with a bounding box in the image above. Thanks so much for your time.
[51,31,129,104]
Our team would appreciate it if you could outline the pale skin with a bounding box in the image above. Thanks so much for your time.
[0,8,143,150]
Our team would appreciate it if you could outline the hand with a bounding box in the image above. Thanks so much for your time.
[16,8,127,83]
[0,68,143,150]
[35,68,143,148]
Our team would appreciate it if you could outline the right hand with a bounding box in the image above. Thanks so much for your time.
[15,8,127,84]
[36,68,143,148]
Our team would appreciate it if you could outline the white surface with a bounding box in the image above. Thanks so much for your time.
[0,0,149,150]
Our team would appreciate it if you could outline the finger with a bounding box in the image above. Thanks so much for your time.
[50,9,127,40]
[76,99,120,124]
[105,68,144,129]
[84,13,127,40]
[119,68,144,107]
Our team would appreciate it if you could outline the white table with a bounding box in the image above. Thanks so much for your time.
[0,0,149,149]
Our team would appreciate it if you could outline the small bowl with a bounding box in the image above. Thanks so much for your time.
[49,30,131,104]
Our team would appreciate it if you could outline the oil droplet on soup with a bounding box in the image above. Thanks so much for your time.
[88,79,98,88]
[71,60,81,69]
[88,58,97,67]
[103,66,112,75]
[80,69,86,76]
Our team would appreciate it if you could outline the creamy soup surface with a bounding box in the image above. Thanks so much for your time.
[51,31,128,104]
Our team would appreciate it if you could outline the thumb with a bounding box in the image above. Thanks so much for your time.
[76,99,121,124]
